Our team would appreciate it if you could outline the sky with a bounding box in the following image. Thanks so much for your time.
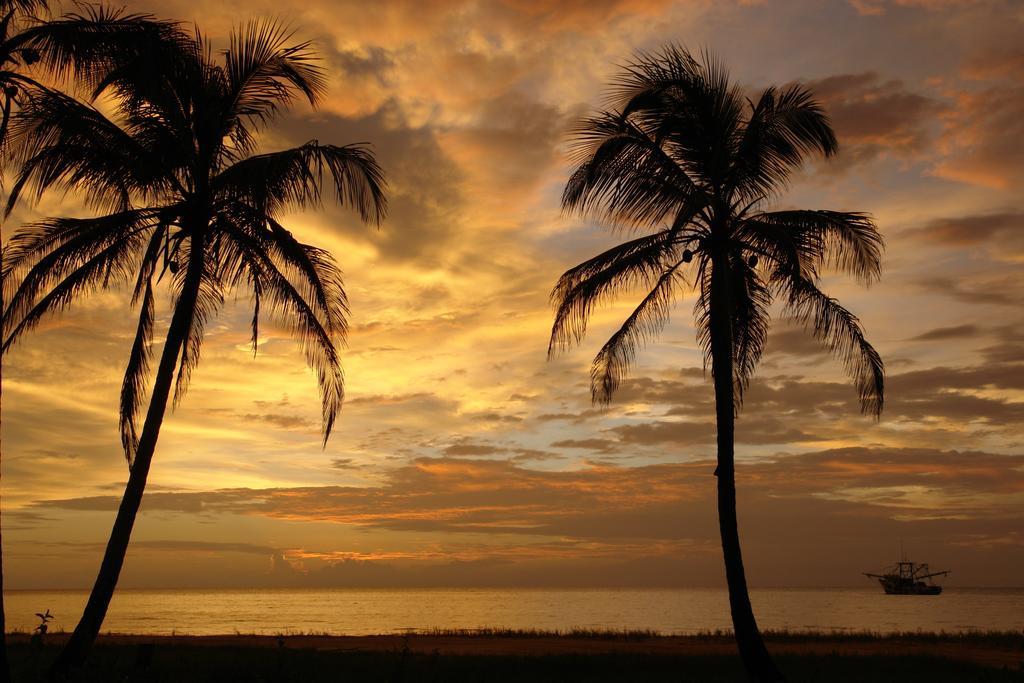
[2,0,1023,590]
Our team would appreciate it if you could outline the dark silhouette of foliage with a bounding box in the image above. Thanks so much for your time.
[1,5,184,681]
[31,609,52,638]
[549,46,884,682]
[0,4,48,680]
[1,6,182,681]
[1,16,387,676]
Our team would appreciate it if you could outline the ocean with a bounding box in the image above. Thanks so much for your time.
[5,587,1022,636]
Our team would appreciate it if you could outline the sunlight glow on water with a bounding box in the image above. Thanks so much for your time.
[5,588,1022,636]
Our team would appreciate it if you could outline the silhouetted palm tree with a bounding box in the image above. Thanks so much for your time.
[2,19,387,674]
[1,0,46,144]
[3,3,177,151]
[2,5,181,679]
[549,47,883,683]
[1,4,48,679]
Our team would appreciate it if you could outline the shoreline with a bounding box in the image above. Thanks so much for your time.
[9,631,1023,670]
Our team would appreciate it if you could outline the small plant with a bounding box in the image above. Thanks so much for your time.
[34,609,54,635]
[30,609,54,647]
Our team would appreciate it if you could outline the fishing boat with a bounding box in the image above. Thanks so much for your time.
[864,560,950,595]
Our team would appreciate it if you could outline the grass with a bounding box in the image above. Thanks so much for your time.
[6,632,1023,682]
[416,627,662,640]
[414,627,1024,644]
[759,629,1024,646]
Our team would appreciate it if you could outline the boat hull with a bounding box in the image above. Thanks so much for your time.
[878,579,943,595]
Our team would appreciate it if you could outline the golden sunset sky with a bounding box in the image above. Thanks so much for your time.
[3,0,1022,589]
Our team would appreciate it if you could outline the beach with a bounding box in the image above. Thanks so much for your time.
[7,630,1024,681]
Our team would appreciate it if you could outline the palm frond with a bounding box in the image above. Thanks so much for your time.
[4,88,175,215]
[120,278,154,465]
[219,223,345,443]
[2,209,154,278]
[609,44,702,110]
[730,84,837,198]
[2,227,149,353]
[2,210,158,339]
[549,228,680,354]
[222,19,326,154]
[216,141,387,224]
[564,111,708,228]
[171,246,223,406]
[264,216,348,335]
[612,45,745,187]
[748,210,882,284]
[117,225,169,463]
[15,5,183,89]
[729,252,771,406]
[776,270,884,416]
[216,203,349,338]
[591,259,684,404]
[1,0,48,15]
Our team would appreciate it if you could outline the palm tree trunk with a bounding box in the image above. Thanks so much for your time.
[0,278,10,683]
[0,363,9,683]
[709,253,785,683]
[48,236,203,678]
[0,90,14,683]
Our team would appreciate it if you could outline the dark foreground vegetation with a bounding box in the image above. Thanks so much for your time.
[6,631,1022,682]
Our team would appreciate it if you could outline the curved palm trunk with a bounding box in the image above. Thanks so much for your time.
[709,253,785,683]
[0,90,14,683]
[49,237,203,678]
[0,472,8,683]
[1,344,9,683]
[1,267,10,683]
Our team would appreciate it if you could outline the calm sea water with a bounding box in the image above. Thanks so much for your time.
[5,588,1022,636]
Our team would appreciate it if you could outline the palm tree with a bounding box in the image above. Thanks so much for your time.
[1,4,48,679]
[3,3,178,150]
[1,19,387,674]
[549,47,883,683]
[2,5,183,678]
[1,0,46,144]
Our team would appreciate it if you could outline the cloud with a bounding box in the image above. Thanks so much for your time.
[932,50,1024,189]
[498,0,676,34]
[25,447,1024,586]
[550,438,618,452]
[908,324,980,342]
[509,449,563,463]
[979,326,1024,365]
[801,72,942,169]
[848,0,986,15]
[6,0,1024,592]
[587,355,1024,451]
[915,275,1022,307]
[276,100,466,264]
[612,416,819,446]
[910,211,1024,256]
[239,413,315,430]
[763,326,832,361]
[125,540,279,556]
[330,458,359,470]
[35,446,1024,532]
[438,91,572,205]
[442,439,507,456]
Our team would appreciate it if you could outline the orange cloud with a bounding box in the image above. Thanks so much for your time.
[848,0,984,15]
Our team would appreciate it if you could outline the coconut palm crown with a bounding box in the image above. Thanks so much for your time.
[1,19,386,672]
[3,20,387,450]
[2,5,188,680]
[2,3,183,152]
[549,46,883,682]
